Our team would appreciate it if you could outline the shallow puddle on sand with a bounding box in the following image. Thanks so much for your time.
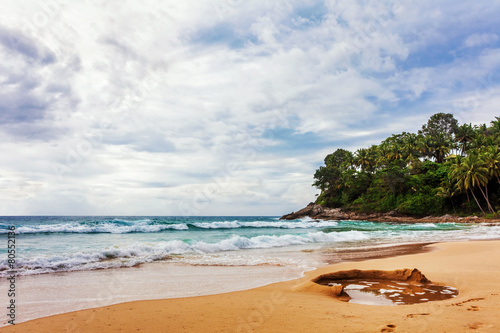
[319,279,459,305]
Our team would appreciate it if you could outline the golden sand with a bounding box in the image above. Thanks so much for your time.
[3,240,500,332]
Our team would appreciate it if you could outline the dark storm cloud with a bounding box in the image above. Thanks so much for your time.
[0,26,56,64]
[0,25,79,140]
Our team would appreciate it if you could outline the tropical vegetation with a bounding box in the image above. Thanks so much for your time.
[313,113,500,217]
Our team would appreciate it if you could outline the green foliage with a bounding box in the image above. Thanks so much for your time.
[419,112,458,138]
[312,113,500,216]
[414,161,449,188]
[324,149,353,169]
[397,192,444,215]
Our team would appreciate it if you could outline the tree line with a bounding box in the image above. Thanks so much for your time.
[313,113,500,216]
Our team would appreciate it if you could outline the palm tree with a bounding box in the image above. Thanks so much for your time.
[476,123,490,137]
[482,146,500,185]
[455,123,474,156]
[449,155,471,207]
[437,177,459,214]
[418,136,434,161]
[376,142,392,166]
[355,148,372,172]
[470,134,487,152]
[367,145,380,171]
[482,136,498,150]
[450,154,491,214]
[401,133,421,167]
[388,145,404,161]
[490,117,500,139]
[461,154,493,213]
[380,135,405,162]
[431,132,453,163]
[470,152,495,213]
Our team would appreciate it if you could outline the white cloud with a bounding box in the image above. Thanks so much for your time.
[0,0,499,215]
[463,33,498,48]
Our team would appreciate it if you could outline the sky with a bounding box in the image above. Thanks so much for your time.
[1,0,500,216]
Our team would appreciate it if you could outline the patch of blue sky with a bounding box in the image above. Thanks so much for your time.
[290,1,328,29]
[396,44,500,94]
[486,66,500,85]
[381,94,438,126]
[394,91,434,109]
[189,22,257,49]
[334,96,436,145]
[398,39,465,70]
[261,127,332,155]
[399,27,500,71]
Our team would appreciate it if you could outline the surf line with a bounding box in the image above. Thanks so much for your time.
[6,226,16,325]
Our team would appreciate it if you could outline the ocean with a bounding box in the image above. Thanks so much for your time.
[1,216,500,325]
[2,216,500,277]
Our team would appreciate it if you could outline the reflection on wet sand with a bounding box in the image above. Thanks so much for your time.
[326,279,459,305]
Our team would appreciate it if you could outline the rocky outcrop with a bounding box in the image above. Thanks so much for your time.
[280,202,323,220]
[281,203,384,221]
[280,204,500,223]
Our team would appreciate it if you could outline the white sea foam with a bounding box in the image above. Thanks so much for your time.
[0,230,367,276]
[192,220,338,229]
[175,254,309,267]
[0,219,338,234]
[407,223,438,228]
[5,222,189,234]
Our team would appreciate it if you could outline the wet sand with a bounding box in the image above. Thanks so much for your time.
[320,242,434,263]
[3,240,500,332]
[0,262,310,327]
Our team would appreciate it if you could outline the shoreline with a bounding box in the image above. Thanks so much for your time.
[320,242,435,264]
[281,203,500,223]
[0,242,430,327]
[4,240,500,332]
[0,260,313,327]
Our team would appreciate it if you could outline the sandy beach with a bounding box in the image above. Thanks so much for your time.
[3,240,499,333]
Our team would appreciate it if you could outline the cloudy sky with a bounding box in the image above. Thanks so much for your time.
[1,0,499,216]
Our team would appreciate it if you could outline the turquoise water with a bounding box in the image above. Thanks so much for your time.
[1,216,499,277]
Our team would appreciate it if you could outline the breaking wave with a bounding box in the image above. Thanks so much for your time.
[0,230,367,276]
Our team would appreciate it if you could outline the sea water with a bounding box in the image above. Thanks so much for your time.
[1,216,500,277]
[0,216,499,324]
